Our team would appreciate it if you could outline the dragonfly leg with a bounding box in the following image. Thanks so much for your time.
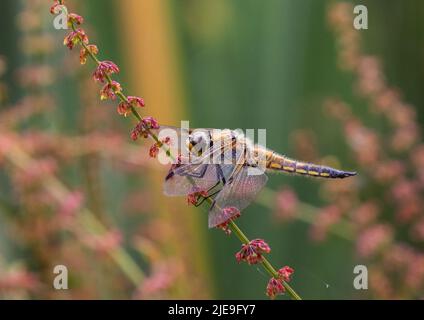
[195,165,232,207]
[216,165,226,184]
[194,180,222,207]
[195,189,221,207]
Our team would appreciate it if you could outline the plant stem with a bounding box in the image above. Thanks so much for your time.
[64,11,302,300]
[202,195,302,300]
[228,220,301,300]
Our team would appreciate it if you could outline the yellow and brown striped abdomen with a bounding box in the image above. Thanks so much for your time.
[266,153,356,179]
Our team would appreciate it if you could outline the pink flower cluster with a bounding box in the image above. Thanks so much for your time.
[118,96,145,117]
[235,239,271,265]
[130,116,160,141]
[266,266,295,299]
[51,5,155,149]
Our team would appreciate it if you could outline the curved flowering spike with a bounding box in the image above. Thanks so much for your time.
[100,81,122,100]
[266,278,285,299]
[93,61,120,83]
[235,239,271,265]
[278,266,294,282]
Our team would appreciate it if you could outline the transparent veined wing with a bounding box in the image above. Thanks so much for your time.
[163,163,235,196]
[163,128,244,196]
[208,166,268,228]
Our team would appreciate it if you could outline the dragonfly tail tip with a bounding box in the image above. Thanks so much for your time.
[342,171,357,178]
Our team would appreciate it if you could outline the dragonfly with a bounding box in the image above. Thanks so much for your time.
[155,126,356,228]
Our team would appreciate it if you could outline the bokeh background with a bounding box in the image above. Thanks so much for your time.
[0,0,423,299]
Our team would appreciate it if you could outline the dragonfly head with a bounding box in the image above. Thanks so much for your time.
[187,131,209,156]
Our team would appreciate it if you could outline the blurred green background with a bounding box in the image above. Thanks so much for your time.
[0,0,423,299]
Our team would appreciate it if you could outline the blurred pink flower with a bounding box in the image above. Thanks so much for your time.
[81,230,123,254]
[356,224,393,258]
[344,119,380,166]
[396,201,421,223]
[369,268,394,299]
[390,125,419,152]
[350,201,379,228]
[0,269,39,292]
[411,218,424,242]
[14,158,58,188]
[58,191,84,219]
[310,205,342,242]
[391,179,418,204]
[356,56,385,96]
[16,65,55,88]
[372,160,405,183]
[135,260,181,299]
[275,187,298,221]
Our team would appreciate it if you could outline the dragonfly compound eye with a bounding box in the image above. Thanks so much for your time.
[188,132,209,156]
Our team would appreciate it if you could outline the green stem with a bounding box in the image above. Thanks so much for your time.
[65,13,301,300]
[229,220,302,300]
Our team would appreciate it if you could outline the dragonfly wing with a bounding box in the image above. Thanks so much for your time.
[164,164,235,196]
[208,166,268,228]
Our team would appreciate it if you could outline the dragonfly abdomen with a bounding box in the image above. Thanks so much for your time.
[266,154,356,179]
